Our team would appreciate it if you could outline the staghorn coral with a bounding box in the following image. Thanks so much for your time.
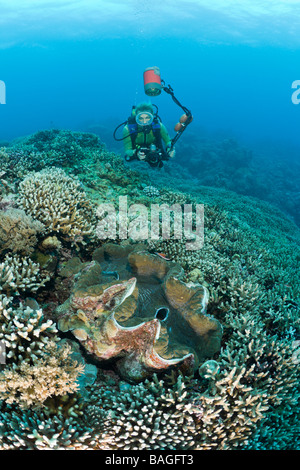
[0,404,94,450]
[0,208,45,256]
[84,374,201,450]
[193,311,300,450]
[0,373,200,450]
[57,244,222,382]
[17,168,97,246]
[245,404,300,450]
[0,254,50,295]
[0,295,57,364]
[0,294,84,408]
[0,342,84,408]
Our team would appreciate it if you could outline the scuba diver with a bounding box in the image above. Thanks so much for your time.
[122,102,175,168]
[113,66,193,169]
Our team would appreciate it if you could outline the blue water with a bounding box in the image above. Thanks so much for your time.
[1,0,300,153]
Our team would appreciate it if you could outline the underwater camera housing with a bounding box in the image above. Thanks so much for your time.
[139,146,164,167]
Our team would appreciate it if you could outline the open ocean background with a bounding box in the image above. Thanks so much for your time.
[1,1,300,144]
[1,0,300,223]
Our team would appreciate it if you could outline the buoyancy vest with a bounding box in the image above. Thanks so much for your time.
[127,117,164,151]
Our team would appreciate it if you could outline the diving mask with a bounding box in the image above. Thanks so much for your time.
[136,111,154,126]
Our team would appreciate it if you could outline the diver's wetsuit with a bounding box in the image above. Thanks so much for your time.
[123,121,172,162]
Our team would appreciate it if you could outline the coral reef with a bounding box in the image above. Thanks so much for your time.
[0,342,83,408]
[175,132,300,227]
[193,314,300,450]
[57,244,222,382]
[17,167,97,246]
[142,185,160,197]
[0,128,299,450]
[0,406,93,449]
[0,208,45,256]
[22,128,102,156]
[0,295,83,408]
[0,254,50,295]
[0,170,13,195]
[0,372,200,450]
[0,129,104,178]
[84,374,202,450]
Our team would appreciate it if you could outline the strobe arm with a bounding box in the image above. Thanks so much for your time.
[161,81,193,148]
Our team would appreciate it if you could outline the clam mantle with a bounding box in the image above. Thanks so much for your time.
[57,244,222,382]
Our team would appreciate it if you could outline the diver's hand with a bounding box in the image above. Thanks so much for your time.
[125,150,135,161]
[168,147,176,158]
[137,150,146,160]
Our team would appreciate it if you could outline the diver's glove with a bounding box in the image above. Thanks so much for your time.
[124,150,135,161]
[167,146,176,158]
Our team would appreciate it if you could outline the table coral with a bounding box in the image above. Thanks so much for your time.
[57,243,222,382]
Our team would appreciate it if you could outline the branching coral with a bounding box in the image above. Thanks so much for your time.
[140,185,300,450]
[0,170,13,195]
[0,208,45,256]
[0,295,84,408]
[0,294,57,364]
[0,342,84,408]
[0,405,93,450]
[194,311,300,450]
[0,254,50,295]
[17,168,97,245]
[0,373,199,450]
[83,374,202,450]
